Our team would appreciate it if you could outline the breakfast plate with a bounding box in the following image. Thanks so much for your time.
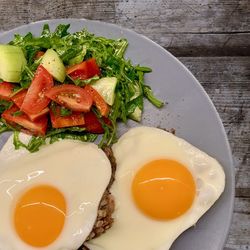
[0,19,234,250]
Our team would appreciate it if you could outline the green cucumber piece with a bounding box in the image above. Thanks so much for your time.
[41,49,66,82]
[129,106,142,122]
[91,77,117,105]
[130,83,141,101]
[0,45,27,82]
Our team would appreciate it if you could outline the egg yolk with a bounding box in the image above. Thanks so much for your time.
[132,159,196,220]
[14,185,66,247]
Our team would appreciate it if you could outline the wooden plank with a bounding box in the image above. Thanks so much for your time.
[0,0,249,56]
[162,33,250,56]
[226,198,250,249]
[0,0,116,32]
[1,0,249,33]
[115,0,250,33]
[114,0,250,56]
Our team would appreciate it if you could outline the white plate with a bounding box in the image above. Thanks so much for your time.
[0,19,234,250]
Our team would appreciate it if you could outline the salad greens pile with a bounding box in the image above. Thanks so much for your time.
[0,24,163,152]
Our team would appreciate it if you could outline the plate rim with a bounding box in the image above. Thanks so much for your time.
[0,18,235,249]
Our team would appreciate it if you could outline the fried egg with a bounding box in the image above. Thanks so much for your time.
[86,126,225,250]
[0,134,111,250]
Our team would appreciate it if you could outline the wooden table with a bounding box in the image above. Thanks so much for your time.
[0,0,249,249]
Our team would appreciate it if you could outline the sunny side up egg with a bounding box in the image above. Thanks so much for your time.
[86,126,225,250]
[0,134,111,250]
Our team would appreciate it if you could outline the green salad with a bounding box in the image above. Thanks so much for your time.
[0,24,163,152]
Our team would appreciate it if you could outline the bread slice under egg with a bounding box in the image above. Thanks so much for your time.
[79,129,175,250]
[80,146,117,250]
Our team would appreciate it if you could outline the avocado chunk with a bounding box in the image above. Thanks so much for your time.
[91,77,117,106]
[41,49,66,82]
[0,45,27,82]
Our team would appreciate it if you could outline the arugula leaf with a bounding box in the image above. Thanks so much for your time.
[60,45,83,64]
[0,123,10,134]
[114,39,128,57]
[26,136,46,152]
[46,127,86,137]
[19,67,33,88]
[12,85,23,94]
[12,111,23,117]
[91,108,116,147]
[0,118,17,131]
[13,131,46,153]
[68,75,99,86]
[143,85,164,108]
[41,24,51,37]
[126,96,143,116]
[54,24,70,38]
[49,133,97,144]
[60,107,72,117]
[134,66,152,73]
[0,100,12,113]
[68,46,87,65]
[13,131,28,150]
[12,128,96,153]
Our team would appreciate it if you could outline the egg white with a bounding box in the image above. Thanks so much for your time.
[86,126,225,250]
[0,134,112,250]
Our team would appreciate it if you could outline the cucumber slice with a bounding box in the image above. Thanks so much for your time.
[91,77,117,105]
[41,49,66,82]
[130,83,141,101]
[0,45,27,82]
[129,106,142,122]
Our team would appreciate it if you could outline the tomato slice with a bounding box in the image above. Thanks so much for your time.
[84,85,109,116]
[0,82,15,101]
[66,58,101,80]
[29,107,50,122]
[46,84,92,112]
[85,58,101,77]
[21,65,53,115]
[84,111,111,134]
[11,89,49,121]
[2,105,47,136]
[84,111,103,133]
[11,89,27,108]
[50,106,85,128]
[34,51,45,60]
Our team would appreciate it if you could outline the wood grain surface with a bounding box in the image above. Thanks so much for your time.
[0,0,249,249]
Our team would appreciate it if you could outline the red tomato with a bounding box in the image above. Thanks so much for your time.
[84,85,109,116]
[0,82,15,101]
[84,111,111,134]
[34,51,45,60]
[50,106,85,128]
[21,65,53,115]
[46,84,92,112]
[85,58,101,77]
[2,105,47,136]
[11,89,27,108]
[28,107,50,121]
[66,58,101,80]
[11,89,49,121]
